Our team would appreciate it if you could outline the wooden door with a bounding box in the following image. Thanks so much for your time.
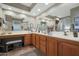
[58,42,79,56]
[24,34,31,45]
[47,37,57,56]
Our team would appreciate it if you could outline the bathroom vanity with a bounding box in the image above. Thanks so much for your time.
[0,31,79,56]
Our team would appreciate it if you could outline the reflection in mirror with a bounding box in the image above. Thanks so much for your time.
[29,23,36,32]
[57,16,72,32]
[0,22,1,27]
[12,19,22,31]
[4,15,23,31]
[4,15,13,31]
[38,20,48,33]
[22,21,29,31]
[0,18,2,31]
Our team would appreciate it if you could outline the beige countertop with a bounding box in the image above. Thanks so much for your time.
[0,31,79,42]
[33,32,79,42]
[0,31,31,36]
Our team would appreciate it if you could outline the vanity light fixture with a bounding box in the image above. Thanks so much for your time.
[45,3,49,5]
[38,9,41,11]
[42,19,46,22]
[22,11,26,14]
[8,7,12,10]
[56,18,60,21]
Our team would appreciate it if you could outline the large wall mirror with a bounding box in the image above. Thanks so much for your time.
[57,16,72,32]
[3,15,23,31]
[36,17,73,33]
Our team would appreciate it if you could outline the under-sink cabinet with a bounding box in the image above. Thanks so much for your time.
[24,34,32,45]
[58,39,79,56]
[47,37,57,56]
[32,33,79,56]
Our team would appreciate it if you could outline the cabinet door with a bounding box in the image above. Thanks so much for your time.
[36,34,40,49]
[47,37,57,56]
[24,34,31,45]
[40,35,47,55]
[40,35,47,45]
[59,42,79,56]
[40,44,47,55]
[32,34,36,46]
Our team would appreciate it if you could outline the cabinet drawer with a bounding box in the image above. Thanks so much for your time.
[40,36,46,41]
[40,35,46,40]
[40,41,46,46]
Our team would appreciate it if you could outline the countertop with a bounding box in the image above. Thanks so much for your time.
[0,31,79,42]
[0,31,30,36]
[32,32,79,42]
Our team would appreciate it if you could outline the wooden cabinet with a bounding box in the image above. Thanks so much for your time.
[35,34,40,49]
[24,34,31,45]
[47,37,57,56]
[32,34,36,46]
[40,44,46,55]
[58,41,79,56]
[24,33,79,56]
[40,35,47,55]
[58,41,63,56]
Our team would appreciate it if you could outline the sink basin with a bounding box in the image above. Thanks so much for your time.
[0,31,12,36]
[7,32,12,34]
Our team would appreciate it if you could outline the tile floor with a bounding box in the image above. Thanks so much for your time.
[0,46,42,56]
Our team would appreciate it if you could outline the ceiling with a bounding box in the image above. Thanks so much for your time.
[0,3,60,17]
[38,3,79,19]
[0,3,79,18]
[47,3,79,18]
[3,3,36,12]
[21,3,33,7]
